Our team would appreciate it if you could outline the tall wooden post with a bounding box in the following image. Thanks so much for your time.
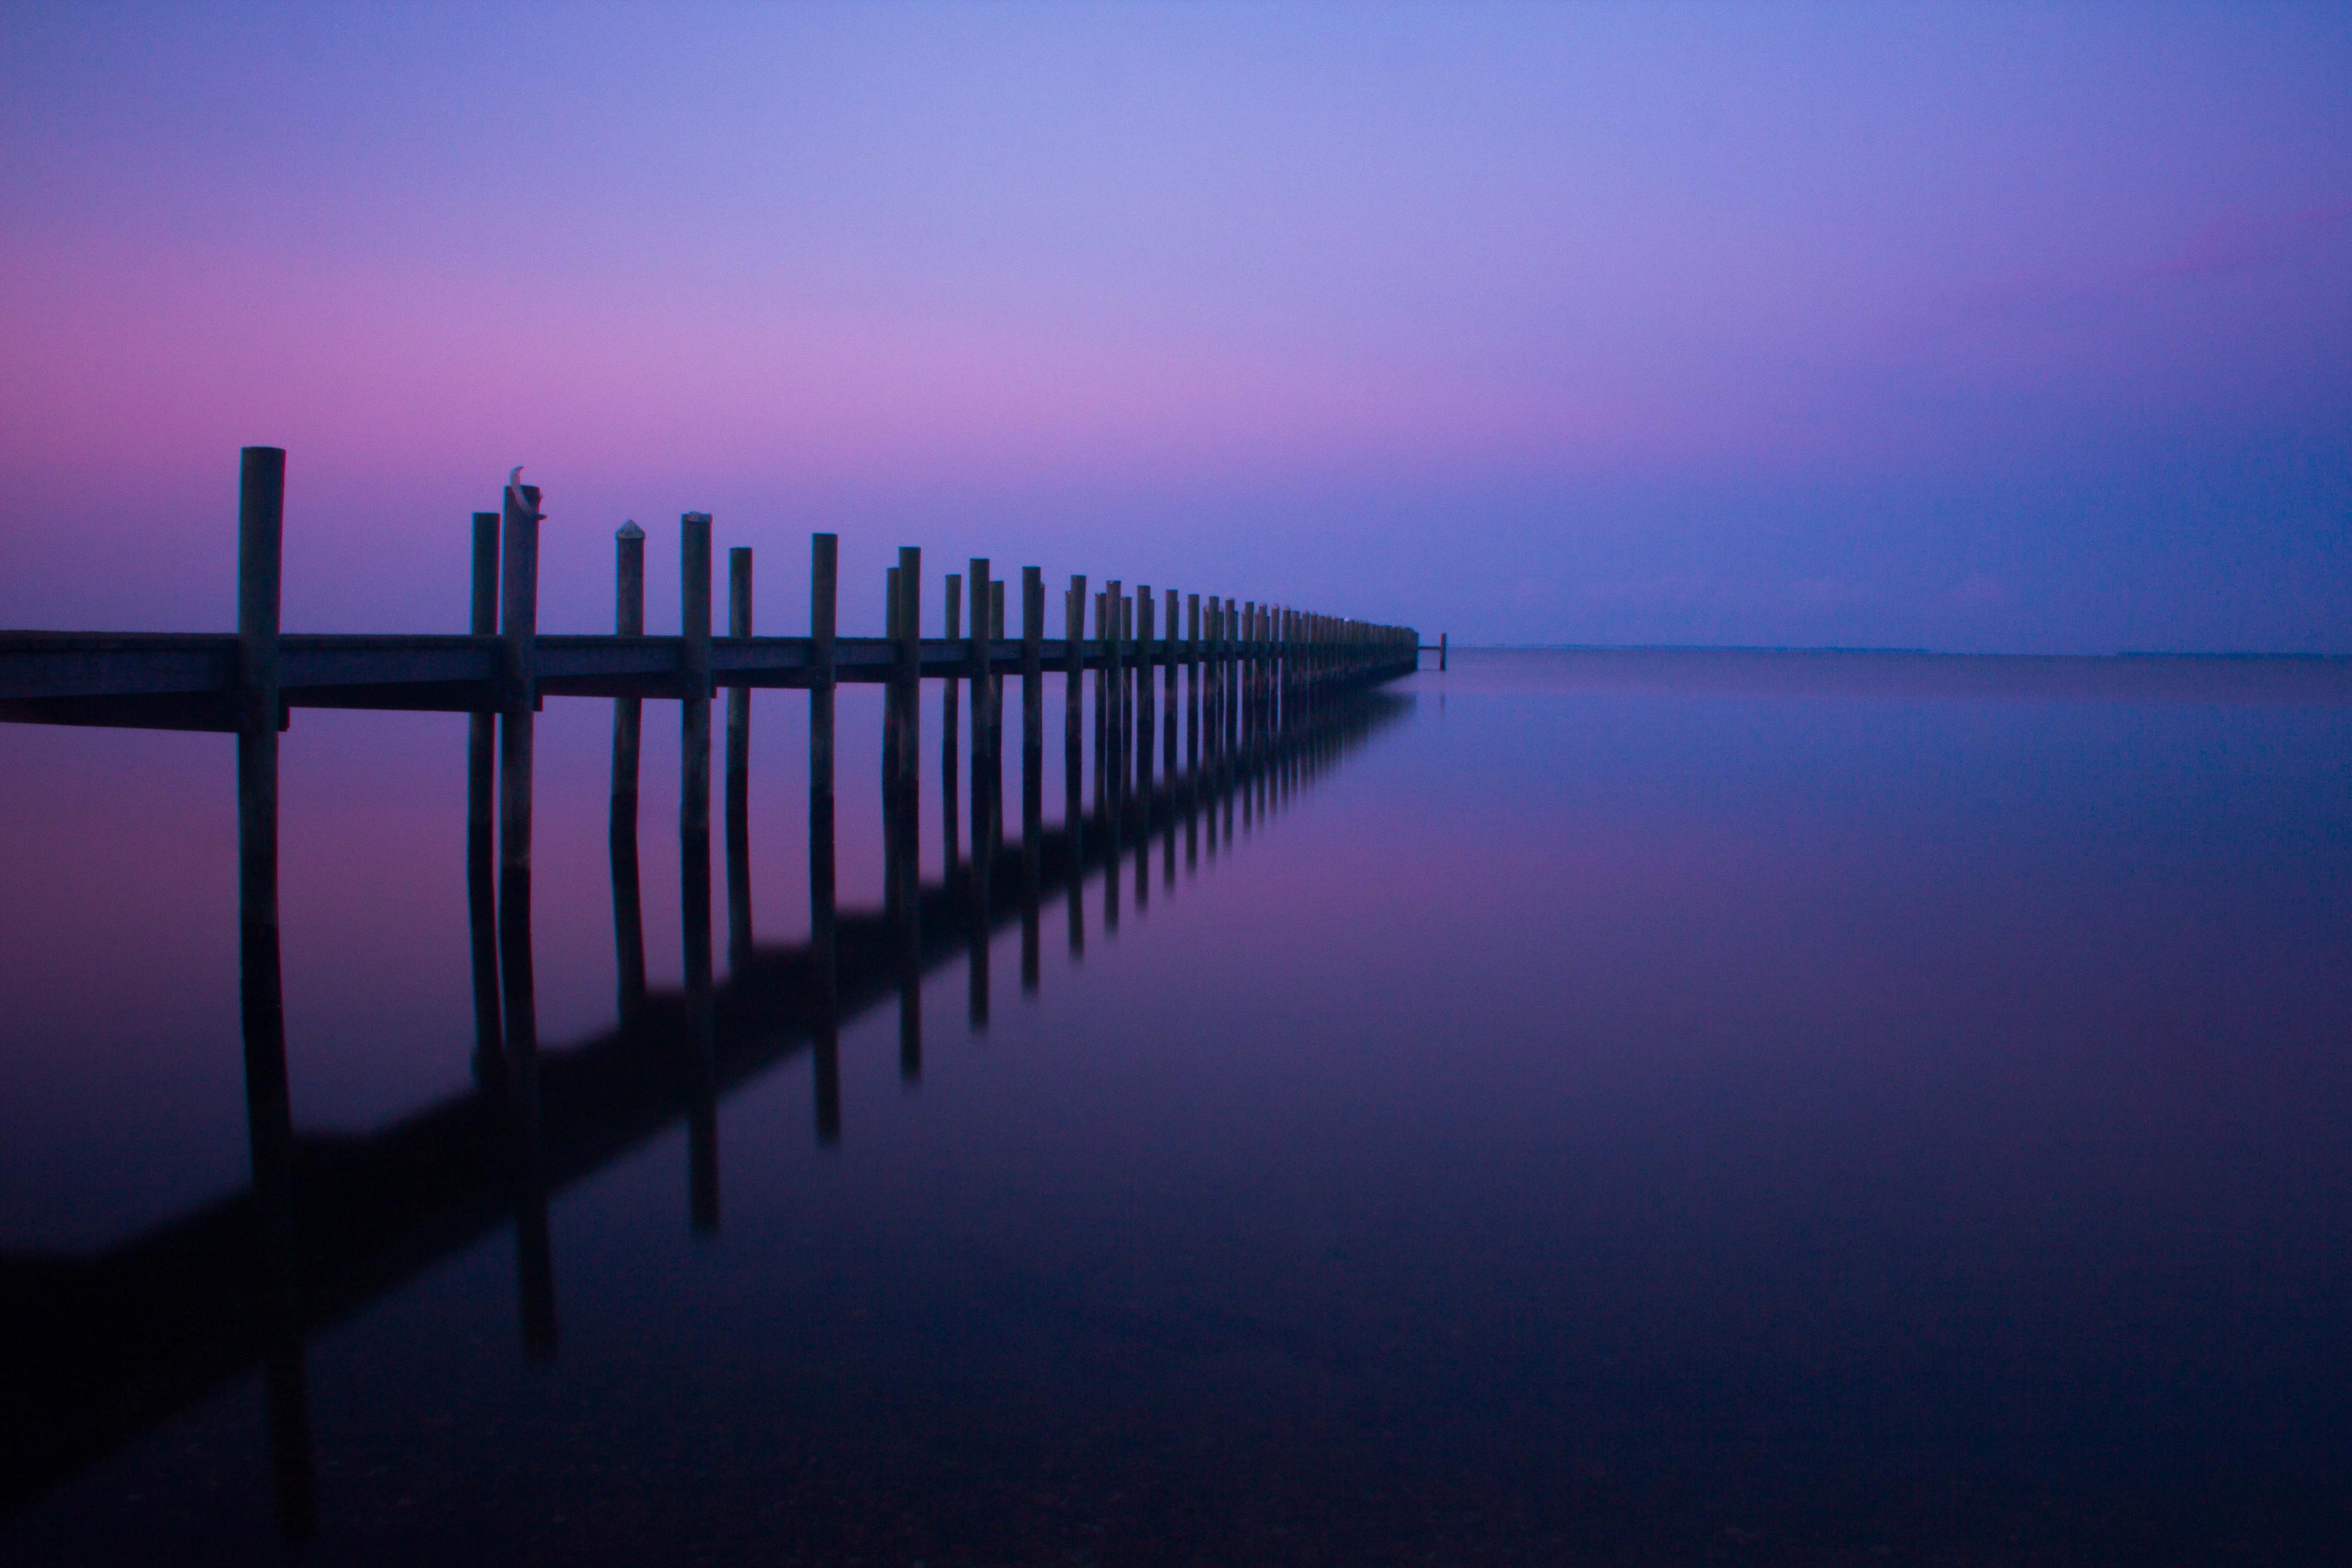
[1185,592,1200,772]
[1105,578,1123,807]
[609,521,647,1023]
[496,476,542,1076]
[1093,589,1110,811]
[943,573,962,878]
[725,546,753,974]
[1020,567,1043,993]
[894,546,922,1084]
[968,558,990,848]
[1163,586,1178,783]
[989,578,1006,850]
[1183,594,1200,876]
[1066,576,1087,960]
[679,513,718,1234]
[1099,586,1121,934]
[234,447,317,1539]
[807,533,842,1144]
[467,510,503,1082]
[1065,573,1086,794]
[494,473,556,1361]
[967,558,992,1030]
[882,564,902,921]
[1136,584,1155,799]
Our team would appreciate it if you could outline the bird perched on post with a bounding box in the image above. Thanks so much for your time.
[505,466,545,521]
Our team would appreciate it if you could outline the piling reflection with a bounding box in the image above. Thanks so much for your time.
[0,670,1407,1528]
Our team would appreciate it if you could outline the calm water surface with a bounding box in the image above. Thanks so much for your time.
[4,650,2348,1564]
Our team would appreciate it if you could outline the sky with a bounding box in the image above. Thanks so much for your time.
[2,2,2347,650]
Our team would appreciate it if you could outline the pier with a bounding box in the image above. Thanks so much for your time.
[0,448,1423,1529]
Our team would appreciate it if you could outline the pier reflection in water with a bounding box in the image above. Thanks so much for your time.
[0,620,1404,1538]
[8,649,2352,1566]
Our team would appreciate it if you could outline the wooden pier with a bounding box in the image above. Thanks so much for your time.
[0,447,1424,1529]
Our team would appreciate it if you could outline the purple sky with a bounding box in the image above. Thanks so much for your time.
[3,4,2346,650]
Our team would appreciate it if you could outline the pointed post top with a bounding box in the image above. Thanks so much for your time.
[616,519,644,540]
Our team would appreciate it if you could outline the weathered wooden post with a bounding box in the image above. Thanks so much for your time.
[1126,592,1141,795]
[1232,597,1251,756]
[1224,597,1240,755]
[1093,588,1110,808]
[679,513,718,1234]
[1021,565,1043,993]
[894,546,922,1084]
[1185,591,1201,771]
[1225,597,1241,836]
[496,474,542,1073]
[1441,631,1448,671]
[1134,592,1153,916]
[942,573,962,876]
[896,545,921,803]
[1099,586,1121,933]
[1066,576,1087,960]
[1066,573,1086,786]
[609,522,648,1023]
[987,578,1006,851]
[1163,587,1178,782]
[990,578,1006,764]
[967,558,993,1030]
[1104,577,1123,802]
[491,473,557,1360]
[968,559,991,849]
[233,447,318,1539]
[467,510,503,1082]
[1129,582,1147,799]
[807,533,842,1143]
[882,564,902,919]
[725,546,753,974]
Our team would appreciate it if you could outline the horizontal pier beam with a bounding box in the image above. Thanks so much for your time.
[1,633,1422,726]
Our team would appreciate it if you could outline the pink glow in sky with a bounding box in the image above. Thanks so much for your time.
[2,4,2348,649]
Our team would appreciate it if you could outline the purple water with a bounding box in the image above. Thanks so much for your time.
[4,649,2348,1564]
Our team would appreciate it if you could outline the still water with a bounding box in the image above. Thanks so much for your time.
[3,650,2348,1564]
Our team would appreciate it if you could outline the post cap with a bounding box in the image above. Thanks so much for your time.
[616,520,644,540]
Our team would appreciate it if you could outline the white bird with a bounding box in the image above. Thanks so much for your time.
[505,466,545,521]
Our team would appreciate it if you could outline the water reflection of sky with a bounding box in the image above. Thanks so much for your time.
[4,650,2349,1562]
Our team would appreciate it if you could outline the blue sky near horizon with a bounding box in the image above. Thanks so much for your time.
[2,2,2346,650]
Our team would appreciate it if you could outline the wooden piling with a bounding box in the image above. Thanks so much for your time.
[1129,582,1147,799]
[807,533,842,1145]
[967,558,992,1030]
[234,448,312,1531]
[467,510,503,1080]
[1021,566,1043,993]
[1186,592,1201,771]
[943,573,962,876]
[1163,587,1178,781]
[968,558,990,837]
[495,477,542,1076]
[725,546,753,974]
[894,546,922,1084]
[679,514,718,1234]
[1093,587,1110,805]
[895,545,921,797]
[1065,576,1087,960]
[1100,585,1121,933]
[609,522,647,1023]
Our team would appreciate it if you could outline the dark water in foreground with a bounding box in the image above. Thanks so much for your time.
[4,649,2350,1564]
